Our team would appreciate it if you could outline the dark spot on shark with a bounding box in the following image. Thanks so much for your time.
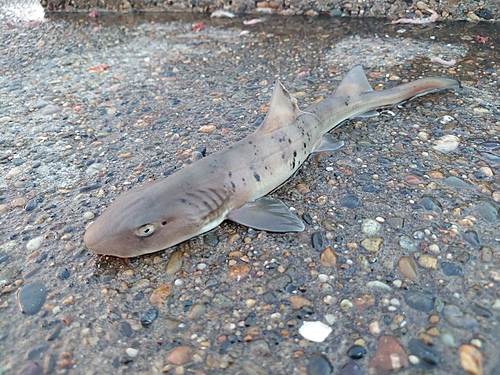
[248,141,253,144]
[288,138,292,144]
[303,142,307,148]
[231,181,236,190]
[265,166,268,170]
[253,172,260,182]
[181,199,186,203]
[228,172,232,178]
[292,160,296,169]
[345,100,349,106]
[242,177,245,182]
[281,153,285,159]
[293,151,297,157]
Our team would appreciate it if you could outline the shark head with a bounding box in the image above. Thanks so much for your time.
[83,179,214,258]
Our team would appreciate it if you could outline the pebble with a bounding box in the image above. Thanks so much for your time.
[397,257,418,279]
[443,304,479,328]
[126,348,139,358]
[459,344,483,375]
[249,339,270,357]
[340,194,361,209]
[441,262,463,276]
[366,281,391,293]
[306,353,333,375]
[418,254,438,270]
[166,346,192,365]
[368,336,408,374]
[407,338,440,367]
[347,345,366,359]
[149,283,171,305]
[319,248,337,267]
[140,307,158,327]
[166,250,183,275]
[476,199,498,223]
[16,362,44,375]
[227,264,251,282]
[463,230,482,248]
[432,135,460,152]
[360,237,383,252]
[361,219,381,236]
[404,290,435,312]
[386,217,404,229]
[298,321,332,343]
[16,281,48,315]
[311,231,327,251]
[11,197,27,207]
[399,235,417,251]
[339,362,362,375]
[444,176,473,189]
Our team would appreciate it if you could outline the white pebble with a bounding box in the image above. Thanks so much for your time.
[299,321,332,343]
[126,348,139,358]
[366,280,392,293]
[432,135,460,153]
[26,235,44,251]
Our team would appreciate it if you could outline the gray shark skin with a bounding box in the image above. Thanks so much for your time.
[84,66,459,257]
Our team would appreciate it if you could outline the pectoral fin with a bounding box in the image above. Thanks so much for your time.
[314,134,345,153]
[227,197,305,232]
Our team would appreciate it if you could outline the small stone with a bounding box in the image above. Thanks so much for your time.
[432,135,460,152]
[459,344,483,375]
[11,197,27,207]
[339,362,362,375]
[367,281,391,293]
[199,125,216,133]
[418,254,438,270]
[16,281,48,315]
[340,194,361,209]
[307,353,333,375]
[227,264,251,282]
[290,295,313,310]
[166,250,183,275]
[361,237,383,252]
[369,336,408,374]
[16,362,44,375]
[386,217,404,229]
[311,232,327,251]
[398,257,418,279]
[188,303,206,320]
[404,290,435,312]
[354,294,375,312]
[126,348,139,358]
[416,1,427,10]
[347,345,366,359]
[299,321,332,343]
[319,248,337,267]
[6,166,23,179]
[149,283,171,305]
[26,236,44,251]
[166,346,192,365]
[41,105,61,115]
[140,307,158,327]
[361,219,381,236]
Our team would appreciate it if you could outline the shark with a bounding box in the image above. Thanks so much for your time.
[84,66,459,257]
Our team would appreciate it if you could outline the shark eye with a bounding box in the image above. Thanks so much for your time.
[135,224,156,237]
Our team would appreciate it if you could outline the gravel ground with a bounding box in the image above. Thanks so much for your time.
[1,13,499,375]
[37,0,499,22]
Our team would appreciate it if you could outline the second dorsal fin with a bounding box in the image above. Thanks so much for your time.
[332,65,374,98]
[259,80,302,134]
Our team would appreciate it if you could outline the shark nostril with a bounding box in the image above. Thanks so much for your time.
[161,221,167,226]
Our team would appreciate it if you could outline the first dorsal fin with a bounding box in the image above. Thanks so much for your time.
[259,80,302,134]
[332,66,374,98]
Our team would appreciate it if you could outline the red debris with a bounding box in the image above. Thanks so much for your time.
[90,64,110,73]
[474,35,489,44]
[192,22,205,32]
